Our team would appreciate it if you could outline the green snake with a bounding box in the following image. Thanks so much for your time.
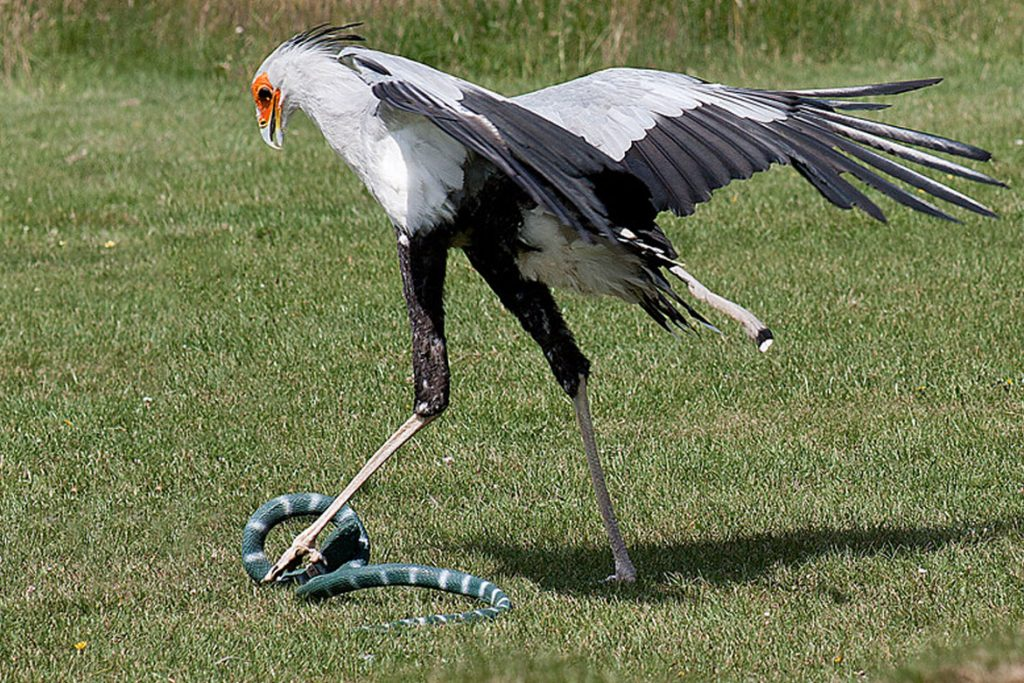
[241,492,511,627]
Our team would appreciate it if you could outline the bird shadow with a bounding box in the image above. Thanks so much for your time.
[460,517,1021,603]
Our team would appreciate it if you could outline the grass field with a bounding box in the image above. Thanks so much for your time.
[2,3,1023,681]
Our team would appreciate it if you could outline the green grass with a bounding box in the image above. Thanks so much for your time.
[2,10,1024,682]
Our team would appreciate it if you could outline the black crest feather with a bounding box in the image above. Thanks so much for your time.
[284,23,365,53]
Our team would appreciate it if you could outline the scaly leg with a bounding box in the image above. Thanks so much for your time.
[464,239,637,581]
[264,228,451,583]
[573,375,636,582]
[261,413,434,582]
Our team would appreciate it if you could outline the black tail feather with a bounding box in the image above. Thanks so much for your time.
[787,78,943,98]
[815,109,992,161]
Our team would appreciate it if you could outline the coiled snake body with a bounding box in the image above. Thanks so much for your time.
[241,492,511,627]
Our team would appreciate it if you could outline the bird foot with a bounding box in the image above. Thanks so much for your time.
[261,533,323,584]
[602,567,638,584]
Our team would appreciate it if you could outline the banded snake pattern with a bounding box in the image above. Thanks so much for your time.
[241,492,511,628]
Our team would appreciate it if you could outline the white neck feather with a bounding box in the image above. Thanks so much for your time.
[267,47,467,233]
[274,52,381,179]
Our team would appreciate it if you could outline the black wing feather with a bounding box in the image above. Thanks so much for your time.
[372,78,665,248]
[621,78,1000,222]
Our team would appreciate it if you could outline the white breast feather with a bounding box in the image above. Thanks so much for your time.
[516,207,649,302]
[359,113,467,233]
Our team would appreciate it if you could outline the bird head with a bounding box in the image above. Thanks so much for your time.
[251,71,284,149]
[250,23,365,151]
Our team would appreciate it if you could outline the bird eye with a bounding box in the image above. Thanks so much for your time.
[257,86,273,104]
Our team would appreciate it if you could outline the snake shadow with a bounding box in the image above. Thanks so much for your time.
[460,517,1021,602]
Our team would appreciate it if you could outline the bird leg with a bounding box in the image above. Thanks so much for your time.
[261,413,434,583]
[464,238,637,581]
[573,374,637,583]
[263,229,451,584]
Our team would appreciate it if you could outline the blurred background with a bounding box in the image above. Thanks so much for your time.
[4,0,1022,85]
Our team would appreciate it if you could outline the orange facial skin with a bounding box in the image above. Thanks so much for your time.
[251,72,281,130]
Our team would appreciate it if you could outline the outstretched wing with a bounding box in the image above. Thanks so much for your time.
[340,46,656,246]
[515,69,1003,222]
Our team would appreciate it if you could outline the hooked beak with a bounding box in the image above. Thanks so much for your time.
[259,89,284,150]
[253,73,284,150]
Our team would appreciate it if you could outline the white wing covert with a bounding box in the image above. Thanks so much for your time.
[516,68,1003,221]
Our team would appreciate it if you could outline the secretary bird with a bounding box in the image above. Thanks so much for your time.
[252,24,1003,583]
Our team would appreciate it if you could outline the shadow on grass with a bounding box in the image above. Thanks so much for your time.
[462,518,1022,601]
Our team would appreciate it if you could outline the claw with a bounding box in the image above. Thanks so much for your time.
[262,536,317,584]
[602,572,637,584]
[601,565,638,584]
[259,414,433,585]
